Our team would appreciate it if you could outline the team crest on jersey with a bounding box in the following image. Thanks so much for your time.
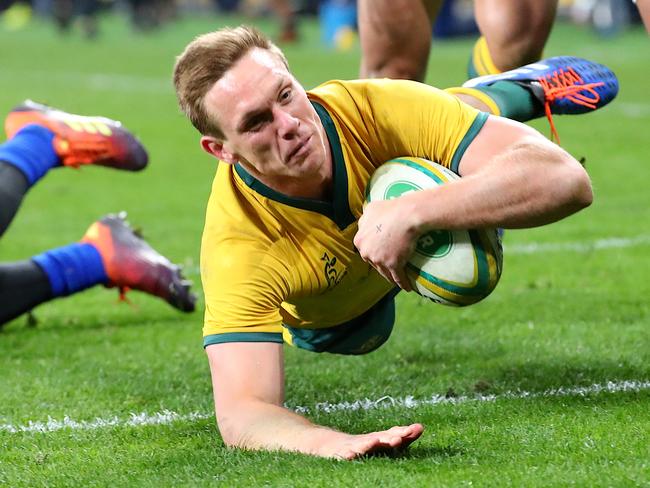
[321,251,347,289]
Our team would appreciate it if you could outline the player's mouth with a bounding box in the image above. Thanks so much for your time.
[286,135,312,163]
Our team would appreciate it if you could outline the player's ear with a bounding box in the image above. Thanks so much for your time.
[200,136,237,164]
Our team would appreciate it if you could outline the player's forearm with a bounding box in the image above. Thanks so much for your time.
[217,399,347,456]
[409,139,592,232]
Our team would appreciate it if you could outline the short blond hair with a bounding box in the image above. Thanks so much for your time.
[173,25,288,138]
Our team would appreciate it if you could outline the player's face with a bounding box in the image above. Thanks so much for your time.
[202,48,331,199]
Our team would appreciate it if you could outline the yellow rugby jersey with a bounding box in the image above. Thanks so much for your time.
[202,79,488,346]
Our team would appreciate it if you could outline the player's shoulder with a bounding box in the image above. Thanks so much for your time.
[201,194,291,279]
[205,164,283,236]
[310,78,433,92]
[309,78,446,107]
[201,205,280,263]
[200,220,292,305]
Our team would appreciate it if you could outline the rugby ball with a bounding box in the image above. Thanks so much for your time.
[365,157,503,306]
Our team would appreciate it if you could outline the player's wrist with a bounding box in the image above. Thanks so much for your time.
[404,190,437,236]
[307,427,352,457]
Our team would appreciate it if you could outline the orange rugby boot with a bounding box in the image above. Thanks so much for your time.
[4,100,148,170]
[81,212,196,312]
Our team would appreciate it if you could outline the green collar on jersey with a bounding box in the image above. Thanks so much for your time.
[233,101,356,231]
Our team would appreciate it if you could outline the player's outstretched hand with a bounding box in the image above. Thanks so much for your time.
[318,423,424,460]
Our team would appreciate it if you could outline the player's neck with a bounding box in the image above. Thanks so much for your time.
[271,166,333,201]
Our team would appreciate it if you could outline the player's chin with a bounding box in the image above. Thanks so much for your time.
[290,152,318,173]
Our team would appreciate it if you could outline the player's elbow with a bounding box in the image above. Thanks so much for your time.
[576,174,594,209]
[216,415,247,448]
[220,432,243,449]
[565,164,593,211]
[555,161,593,215]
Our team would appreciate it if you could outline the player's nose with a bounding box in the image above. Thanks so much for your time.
[275,108,299,139]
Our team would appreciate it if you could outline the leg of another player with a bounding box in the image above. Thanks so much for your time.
[0,212,196,327]
[358,0,442,81]
[0,260,65,326]
[0,143,53,325]
[0,123,73,326]
[447,84,542,121]
[269,0,298,43]
[0,163,29,238]
[0,173,101,328]
[0,111,195,327]
[0,125,61,237]
[448,55,618,145]
[0,129,105,326]
[636,0,650,34]
[473,0,557,73]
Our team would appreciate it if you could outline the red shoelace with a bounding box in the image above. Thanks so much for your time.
[538,67,605,144]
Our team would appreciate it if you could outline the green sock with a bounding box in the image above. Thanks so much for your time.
[472,81,543,122]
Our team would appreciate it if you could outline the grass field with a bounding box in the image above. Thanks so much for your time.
[1,12,649,487]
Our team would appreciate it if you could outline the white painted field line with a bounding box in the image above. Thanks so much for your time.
[294,379,650,414]
[0,69,171,94]
[0,411,212,434]
[2,380,649,434]
[609,102,650,119]
[505,234,650,255]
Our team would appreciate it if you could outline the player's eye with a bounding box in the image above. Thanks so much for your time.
[246,113,272,132]
[280,88,293,103]
[248,121,263,132]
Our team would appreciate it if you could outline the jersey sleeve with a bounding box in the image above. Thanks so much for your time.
[200,172,292,348]
[201,238,289,347]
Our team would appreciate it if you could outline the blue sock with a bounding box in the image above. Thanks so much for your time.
[0,125,60,186]
[32,243,109,297]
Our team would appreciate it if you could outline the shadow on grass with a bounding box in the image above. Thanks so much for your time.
[397,444,464,460]
[483,360,650,394]
[0,306,191,335]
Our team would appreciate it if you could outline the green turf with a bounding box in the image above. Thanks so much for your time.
[1,13,649,487]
